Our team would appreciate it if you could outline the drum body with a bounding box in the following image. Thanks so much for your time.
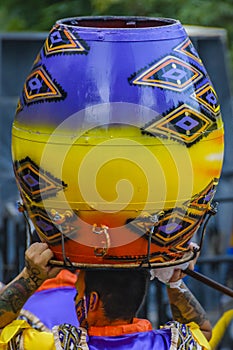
[12,17,224,268]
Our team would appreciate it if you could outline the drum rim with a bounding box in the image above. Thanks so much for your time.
[49,250,195,269]
[56,16,179,29]
[55,16,185,42]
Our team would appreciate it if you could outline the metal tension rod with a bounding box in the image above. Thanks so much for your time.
[184,268,233,298]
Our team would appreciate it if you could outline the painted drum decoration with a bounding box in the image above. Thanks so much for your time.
[12,17,224,268]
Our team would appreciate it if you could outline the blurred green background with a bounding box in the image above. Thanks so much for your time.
[0,0,232,74]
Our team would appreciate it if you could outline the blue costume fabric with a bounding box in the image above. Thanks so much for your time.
[17,269,78,330]
[18,286,78,330]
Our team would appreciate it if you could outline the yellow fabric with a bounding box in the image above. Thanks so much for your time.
[23,328,55,350]
[0,320,30,345]
[187,322,211,350]
[0,320,55,350]
[209,310,233,349]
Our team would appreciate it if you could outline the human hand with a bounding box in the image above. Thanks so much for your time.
[24,242,62,288]
[164,243,212,342]
[151,242,199,287]
[169,242,200,284]
[0,243,61,328]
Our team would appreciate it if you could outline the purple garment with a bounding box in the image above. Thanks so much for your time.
[88,328,172,350]
[21,286,79,329]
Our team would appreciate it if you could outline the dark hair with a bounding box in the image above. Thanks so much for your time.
[84,268,149,321]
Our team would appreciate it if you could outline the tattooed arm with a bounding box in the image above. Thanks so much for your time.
[0,242,61,328]
[166,272,212,341]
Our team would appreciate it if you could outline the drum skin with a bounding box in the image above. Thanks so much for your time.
[12,17,224,268]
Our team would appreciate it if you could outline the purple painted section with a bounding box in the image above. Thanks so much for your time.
[206,92,217,104]
[14,16,214,132]
[23,174,39,187]
[176,116,199,131]
[159,223,182,234]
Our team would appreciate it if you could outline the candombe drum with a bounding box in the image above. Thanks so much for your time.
[12,17,224,268]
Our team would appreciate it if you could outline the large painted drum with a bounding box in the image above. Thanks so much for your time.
[12,17,224,268]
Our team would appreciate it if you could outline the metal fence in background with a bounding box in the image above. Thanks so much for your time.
[0,202,26,283]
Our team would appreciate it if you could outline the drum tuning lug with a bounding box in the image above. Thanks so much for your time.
[92,224,110,257]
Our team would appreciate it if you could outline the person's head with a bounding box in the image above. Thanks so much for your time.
[75,268,149,328]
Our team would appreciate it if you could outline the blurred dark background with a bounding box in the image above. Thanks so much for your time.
[0,1,233,349]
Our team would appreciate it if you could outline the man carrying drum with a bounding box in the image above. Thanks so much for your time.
[0,242,211,349]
